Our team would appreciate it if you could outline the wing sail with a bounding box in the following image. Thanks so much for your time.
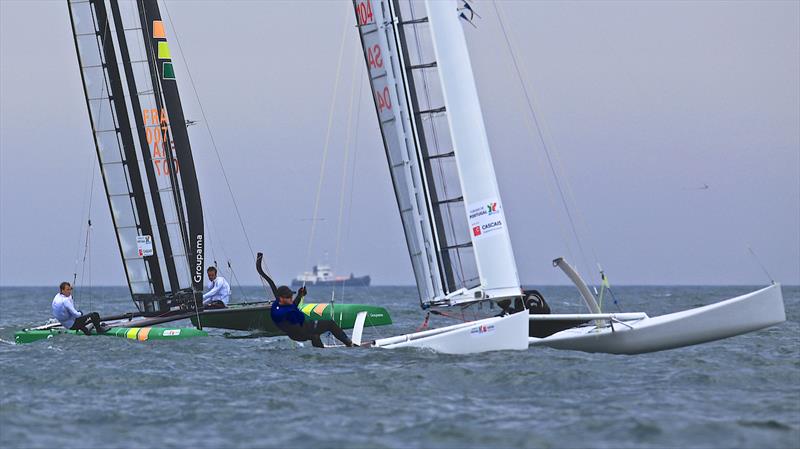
[354,0,521,306]
[353,0,446,305]
[67,0,203,312]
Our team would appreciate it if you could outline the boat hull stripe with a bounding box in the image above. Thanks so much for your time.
[126,328,140,339]
[313,304,328,316]
[137,327,152,341]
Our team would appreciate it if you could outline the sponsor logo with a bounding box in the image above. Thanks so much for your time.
[136,235,153,257]
[469,200,501,219]
[163,329,181,336]
[469,208,487,220]
[472,226,482,236]
[481,220,502,231]
[470,324,496,336]
[193,234,204,284]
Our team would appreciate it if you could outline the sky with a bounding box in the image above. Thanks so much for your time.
[1,0,798,288]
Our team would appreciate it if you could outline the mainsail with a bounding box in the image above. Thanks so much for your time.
[353,0,521,307]
[67,0,204,312]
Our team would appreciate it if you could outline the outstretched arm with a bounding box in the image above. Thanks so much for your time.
[256,252,279,300]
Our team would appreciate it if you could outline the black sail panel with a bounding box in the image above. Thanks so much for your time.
[67,0,204,311]
[139,0,205,301]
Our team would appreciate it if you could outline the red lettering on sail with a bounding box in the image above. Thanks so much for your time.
[375,86,392,113]
[356,1,374,26]
[367,44,383,69]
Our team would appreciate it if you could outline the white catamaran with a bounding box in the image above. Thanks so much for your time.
[350,0,786,354]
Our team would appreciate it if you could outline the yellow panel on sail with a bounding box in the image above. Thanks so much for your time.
[157,41,171,60]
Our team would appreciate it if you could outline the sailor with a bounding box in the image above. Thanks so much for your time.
[51,282,106,335]
[202,266,231,309]
[270,285,354,348]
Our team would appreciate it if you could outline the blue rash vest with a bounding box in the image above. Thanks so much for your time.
[271,300,305,328]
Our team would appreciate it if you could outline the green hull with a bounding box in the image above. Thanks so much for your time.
[190,302,392,335]
[14,326,207,344]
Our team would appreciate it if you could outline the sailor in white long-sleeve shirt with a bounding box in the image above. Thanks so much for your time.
[52,281,105,335]
[202,266,230,308]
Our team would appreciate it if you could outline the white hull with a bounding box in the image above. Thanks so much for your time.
[374,310,530,354]
[531,284,785,354]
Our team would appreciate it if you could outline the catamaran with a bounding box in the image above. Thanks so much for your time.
[348,0,786,354]
[16,0,392,344]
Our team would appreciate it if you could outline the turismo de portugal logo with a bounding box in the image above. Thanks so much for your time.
[468,199,505,240]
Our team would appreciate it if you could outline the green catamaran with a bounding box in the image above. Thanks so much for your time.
[16,0,390,344]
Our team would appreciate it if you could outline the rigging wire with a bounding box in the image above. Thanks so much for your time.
[161,1,268,295]
[331,47,363,307]
[492,0,599,282]
[72,153,97,293]
[302,8,352,287]
[747,245,775,284]
[341,58,366,304]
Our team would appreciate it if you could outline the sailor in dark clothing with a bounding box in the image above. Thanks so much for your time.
[270,285,354,348]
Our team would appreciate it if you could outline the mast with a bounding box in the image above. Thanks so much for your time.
[354,0,521,306]
[67,0,204,312]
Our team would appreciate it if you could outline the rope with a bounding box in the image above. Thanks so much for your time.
[73,9,112,310]
[72,153,96,292]
[78,220,93,311]
[302,8,352,286]
[415,312,431,332]
[226,259,248,302]
[429,309,468,323]
[492,1,601,283]
[161,1,268,296]
[747,245,775,284]
[330,48,362,308]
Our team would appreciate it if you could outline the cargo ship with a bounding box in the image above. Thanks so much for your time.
[291,264,371,287]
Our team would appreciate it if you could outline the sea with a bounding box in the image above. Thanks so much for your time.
[0,285,798,449]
